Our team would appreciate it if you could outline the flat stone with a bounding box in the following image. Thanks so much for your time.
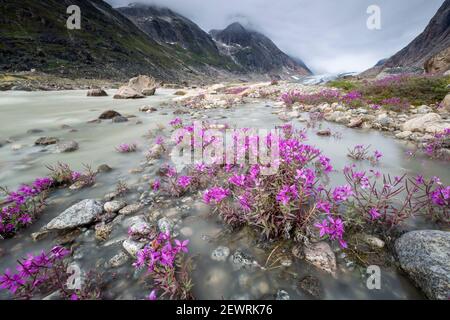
[119,204,143,215]
[46,199,103,230]
[104,201,127,213]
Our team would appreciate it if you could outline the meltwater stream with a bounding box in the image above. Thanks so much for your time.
[0,90,448,299]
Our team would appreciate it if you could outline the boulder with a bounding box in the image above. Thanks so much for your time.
[401,113,446,133]
[128,75,157,96]
[99,110,121,120]
[113,86,145,99]
[395,230,450,300]
[45,199,103,230]
[56,140,79,153]
[304,242,336,275]
[35,137,59,146]
[87,89,108,97]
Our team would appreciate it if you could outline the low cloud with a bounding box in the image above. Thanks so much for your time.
[106,0,444,74]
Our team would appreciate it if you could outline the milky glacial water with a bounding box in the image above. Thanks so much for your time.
[0,90,448,300]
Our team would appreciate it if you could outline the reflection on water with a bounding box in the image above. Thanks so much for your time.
[1,90,446,300]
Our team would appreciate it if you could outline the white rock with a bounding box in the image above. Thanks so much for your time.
[46,199,103,230]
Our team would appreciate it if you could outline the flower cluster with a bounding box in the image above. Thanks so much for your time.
[1,177,54,237]
[314,216,347,248]
[134,232,193,300]
[169,117,183,128]
[116,143,137,153]
[422,128,450,160]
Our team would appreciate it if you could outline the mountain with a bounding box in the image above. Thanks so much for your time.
[117,3,235,69]
[363,0,450,76]
[0,0,237,81]
[210,22,312,77]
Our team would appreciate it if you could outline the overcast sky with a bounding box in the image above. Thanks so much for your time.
[106,0,445,74]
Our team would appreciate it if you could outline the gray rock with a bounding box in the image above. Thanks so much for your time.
[304,242,336,275]
[211,246,230,262]
[35,136,59,146]
[417,105,432,114]
[56,140,79,153]
[123,239,145,257]
[119,203,143,215]
[112,116,129,123]
[109,251,129,268]
[46,199,103,230]
[395,230,450,300]
[104,201,126,213]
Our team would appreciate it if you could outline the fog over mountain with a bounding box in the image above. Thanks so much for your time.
[107,0,444,74]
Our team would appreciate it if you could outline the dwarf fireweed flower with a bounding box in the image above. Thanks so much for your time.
[134,232,192,299]
[332,185,353,202]
[373,150,383,161]
[152,179,161,191]
[1,177,54,238]
[169,117,183,128]
[0,246,70,297]
[369,208,381,220]
[203,187,230,204]
[430,185,450,207]
[276,185,298,206]
[177,176,192,189]
[315,216,347,248]
[147,290,157,300]
[229,174,246,187]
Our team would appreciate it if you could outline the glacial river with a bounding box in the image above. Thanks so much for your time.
[0,89,448,299]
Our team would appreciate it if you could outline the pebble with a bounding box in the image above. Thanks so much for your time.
[211,246,230,262]
[104,201,127,213]
[122,239,145,257]
[157,217,173,234]
[276,289,290,300]
[119,203,143,215]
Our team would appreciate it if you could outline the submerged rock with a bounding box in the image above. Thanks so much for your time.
[109,251,129,268]
[56,140,79,153]
[112,116,129,123]
[275,289,290,300]
[95,223,113,241]
[97,164,113,173]
[211,246,230,262]
[395,230,450,300]
[304,242,336,275]
[317,129,331,136]
[230,250,259,270]
[45,199,103,230]
[298,275,323,299]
